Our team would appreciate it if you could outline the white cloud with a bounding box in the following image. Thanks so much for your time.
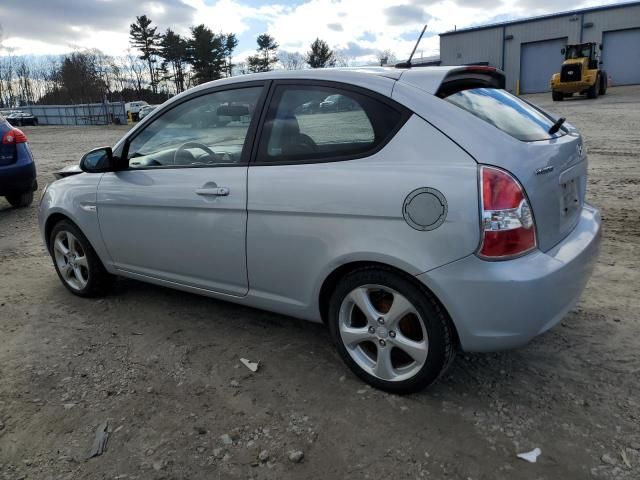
[0,0,625,61]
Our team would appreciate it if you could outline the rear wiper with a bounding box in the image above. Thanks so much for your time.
[548,117,566,135]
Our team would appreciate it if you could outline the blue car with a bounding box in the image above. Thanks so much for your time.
[0,113,36,208]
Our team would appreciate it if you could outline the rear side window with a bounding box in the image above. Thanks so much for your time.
[257,85,407,164]
[444,88,563,142]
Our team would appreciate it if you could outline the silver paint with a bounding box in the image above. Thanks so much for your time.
[39,67,602,353]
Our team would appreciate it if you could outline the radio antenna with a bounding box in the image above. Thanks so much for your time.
[395,24,427,68]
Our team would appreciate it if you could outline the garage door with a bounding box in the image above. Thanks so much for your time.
[520,37,567,94]
[603,29,640,86]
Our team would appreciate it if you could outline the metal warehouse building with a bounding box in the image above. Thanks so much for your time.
[439,1,640,93]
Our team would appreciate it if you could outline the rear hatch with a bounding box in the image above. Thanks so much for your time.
[410,67,586,252]
[445,83,585,252]
[0,115,17,166]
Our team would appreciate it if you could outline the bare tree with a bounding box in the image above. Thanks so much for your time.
[333,50,354,68]
[279,51,306,70]
[377,49,397,66]
[16,58,35,105]
[0,54,16,107]
[233,61,248,76]
[125,51,146,93]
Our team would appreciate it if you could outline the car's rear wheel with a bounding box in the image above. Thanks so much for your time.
[328,268,455,393]
[5,191,33,208]
[49,220,114,297]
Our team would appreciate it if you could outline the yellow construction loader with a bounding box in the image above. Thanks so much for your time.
[550,42,608,101]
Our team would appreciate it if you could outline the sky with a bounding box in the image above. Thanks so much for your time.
[0,0,631,63]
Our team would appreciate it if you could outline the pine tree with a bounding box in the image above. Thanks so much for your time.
[159,28,188,93]
[224,33,238,77]
[247,34,279,73]
[129,15,162,93]
[187,25,227,84]
[306,38,335,68]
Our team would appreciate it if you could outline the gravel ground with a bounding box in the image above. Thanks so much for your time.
[1,86,639,480]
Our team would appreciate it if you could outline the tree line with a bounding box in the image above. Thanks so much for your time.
[0,15,394,107]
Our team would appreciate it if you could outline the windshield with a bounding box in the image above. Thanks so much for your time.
[566,45,591,59]
[445,88,564,142]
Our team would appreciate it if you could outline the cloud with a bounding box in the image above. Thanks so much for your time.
[452,0,503,8]
[339,42,378,58]
[359,31,377,42]
[0,0,603,62]
[384,4,432,26]
[0,0,194,53]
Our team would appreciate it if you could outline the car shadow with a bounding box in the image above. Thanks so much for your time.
[90,275,559,398]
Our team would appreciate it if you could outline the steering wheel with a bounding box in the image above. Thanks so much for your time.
[173,142,219,165]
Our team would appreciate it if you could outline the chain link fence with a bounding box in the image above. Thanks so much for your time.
[19,102,127,126]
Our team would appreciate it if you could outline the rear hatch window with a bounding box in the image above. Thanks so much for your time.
[444,88,564,142]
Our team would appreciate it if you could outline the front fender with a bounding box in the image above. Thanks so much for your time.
[38,173,115,273]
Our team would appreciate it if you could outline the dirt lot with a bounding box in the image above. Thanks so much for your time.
[1,86,639,480]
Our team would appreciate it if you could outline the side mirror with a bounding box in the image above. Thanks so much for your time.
[561,48,565,55]
[80,147,115,173]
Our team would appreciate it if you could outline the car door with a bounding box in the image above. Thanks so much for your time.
[97,83,267,296]
[246,82,413,312]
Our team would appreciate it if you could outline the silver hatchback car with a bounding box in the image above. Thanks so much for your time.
[39,67,601,392]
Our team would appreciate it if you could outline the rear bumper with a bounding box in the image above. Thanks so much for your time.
[0,158,36,195]
[417,204,601,352]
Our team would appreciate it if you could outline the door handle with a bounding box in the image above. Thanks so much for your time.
[196,187,230,196]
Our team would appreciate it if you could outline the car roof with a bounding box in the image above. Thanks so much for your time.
[175,66,466,100]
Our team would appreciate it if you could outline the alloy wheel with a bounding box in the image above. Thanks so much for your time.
[338,284,429,382]
[53,231,89,291]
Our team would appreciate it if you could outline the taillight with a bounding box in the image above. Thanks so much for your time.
[2,128,27,144]
[478,165,536,259]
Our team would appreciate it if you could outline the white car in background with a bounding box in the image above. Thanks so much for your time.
[125,101,149,121]
[138,105,158,120]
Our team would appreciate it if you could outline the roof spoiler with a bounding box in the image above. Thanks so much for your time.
[435,66,506,98]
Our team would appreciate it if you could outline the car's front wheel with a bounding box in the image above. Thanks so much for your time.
[49,220,114,297]
[328,268,456,393]
[5,191,34,208]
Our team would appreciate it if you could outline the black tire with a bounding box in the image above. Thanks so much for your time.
[587,75,600,99]
[328,267,456,394]
[5,190,33,208]
[599,72,607,95]
[552,90,564,101]
[49,220,115,297]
